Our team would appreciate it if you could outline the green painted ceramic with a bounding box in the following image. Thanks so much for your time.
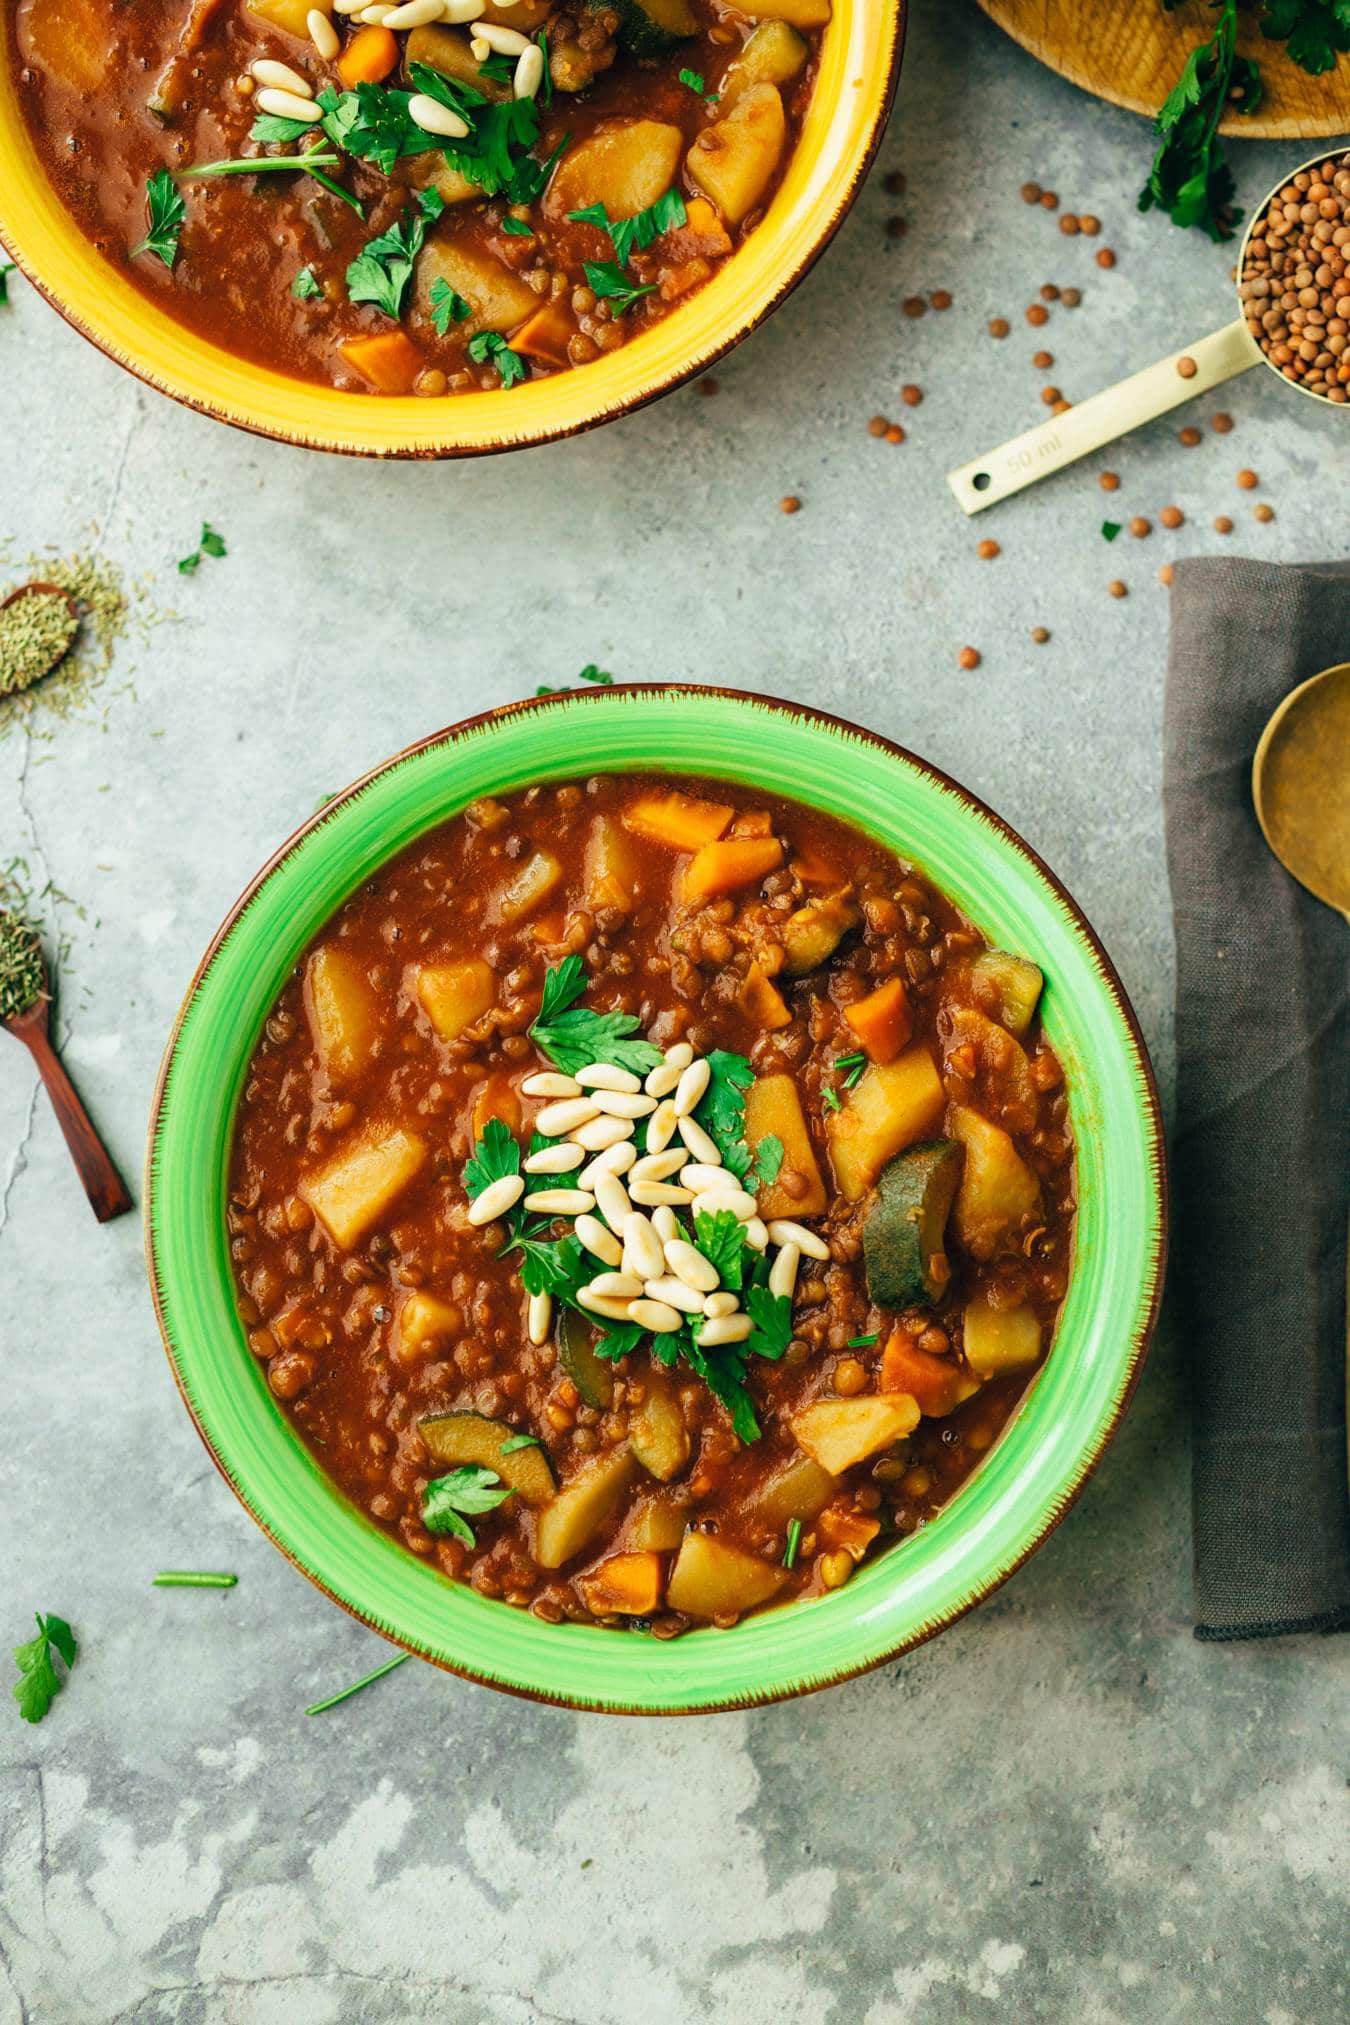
[146,687,1166,1713]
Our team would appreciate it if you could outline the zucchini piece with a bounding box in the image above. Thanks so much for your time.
[557,1307,614,1410]
[589,0,697,57]
[629,1375,691,1482]
[718,20,808,111]
[687,82,788,229]
[576,1551,663,1617]
[969,950,1043,1036]
[666,1532,788,1618]
[949,1105,1040,1261]
[419,1410,557,1505]
[536,1446,638,1568]
[625,1494,689,1552]
[779,886,861,976]
[826,1044,945,1201]
[863,1140,964,1307]
[744,1072,826,1218]
[545,119,685,226]
[744,1453,836,1530]
[963,1296,1042,1379]
[404,23,509,98]
[790,1395,920,1474]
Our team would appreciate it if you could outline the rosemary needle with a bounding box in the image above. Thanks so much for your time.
[153,1571,238,1588]
[306,1651,410,1716]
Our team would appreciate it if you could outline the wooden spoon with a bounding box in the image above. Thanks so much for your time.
[0,580,81,687]
[3,946,132,1222]
[1252,662,1350,924]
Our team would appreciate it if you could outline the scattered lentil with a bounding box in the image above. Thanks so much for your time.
[1059,213,1080,235]
[1096,248,1117,268]
[883,170,906,195]
[1040,283,1060,301]
[1026,304,1049,326]
[885,216,907,239]
[1040,190,1059,210]
[1211,411,1233,432]
[1179,425,1202,446]
[1129,516,1152,538]
[1061,286,1082,307]
[1079,214,1101,236]
[1040,385,1061,406]
[1033,349,1054,368]
[958,646,981,670]
[1052,398,1071,413]
[1176,355,1198,378]
[1160,563,1175,586]
[0,589,79,697]
[1236,468,1259,490]
[989,316,1011,338]
[1255,502,1276,523]
[1099,471,1121,492]
[931,289,953,310]
[1161,505,1184,528]
[699,377,719,397]
[1108,579,1128,598]
[902,296,926,318]
[901,383,923,406]
[867,414,888,437]
[885,424,905,444]
[779,495,802,515]
[1214,515,1234,534]
[1020,181,1042,204]
[977,539,1000,560]
[1031,625,1051,644]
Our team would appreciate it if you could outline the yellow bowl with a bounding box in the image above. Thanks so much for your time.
[0,1,905,457]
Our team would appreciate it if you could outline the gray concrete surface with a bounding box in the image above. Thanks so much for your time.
[2,3,1348,2020]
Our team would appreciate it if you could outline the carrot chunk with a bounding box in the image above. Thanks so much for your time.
[843,977,913,1064]
[337,22,398,85]
[680,834,783,903]
[338,330,423,394]
[622,790,734,851]
[576,1551,663,1617]
[880,1331,980,1418]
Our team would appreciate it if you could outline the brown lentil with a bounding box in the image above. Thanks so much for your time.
[1179,425,1203,447]
[1236,468,1259,490]
[1099,471,1121,492]
[1061,286,1082,307]
[1079,214,1101,236]
[1040,385,1062,406]
[1059,213,1080,236]
[1160,563,1175,586]
[1040,190,1059,210]
[1213,515,1234,534]
[1176,355,1198,379]
[867,414,888,437]
[930,289,953,311]
[1255,502,1276,523]
[1238,154,1350,401]
[958,646,981,670]
[1211,411,1233,433]
[1033,350,1054,369]
[883,169,906,195]
[886,215,907,239]
[1040,283,1060,302]
[699,377,719,397]
[1020,181,1043,204]
[989,316,1011,338]
[885,424,905,445]
[1026,304,1050,327]
[902,296,926,317]
[1031,625,1051,644]
[977,539,1000,561]
[779,495,802,515]
[1108,579,1128,599]
[1160,505,1184,529]
[1096,248,1117,269]
[901,383,923,406]
[1129,516,1152,538]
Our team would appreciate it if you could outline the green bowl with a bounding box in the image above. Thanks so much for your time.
[146,687,1166,1713]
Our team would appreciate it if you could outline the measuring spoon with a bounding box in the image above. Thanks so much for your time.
[1252,659,1350,924]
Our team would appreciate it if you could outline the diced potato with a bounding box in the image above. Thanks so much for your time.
[545,119,685,224]
[404,23,509,97]
[745,1072,826,1218]
[968,950,1044,1036]
[687,83,787,228]
[513,304,575,367]
[790,1395,920,1475]
[789,846,843,888]
[780,887,861,975]
[414,237,538,341]
[628,1375,691,1482]
[495,851,563,926]
[666,1532,788,1618]
[949,1104,1041,1260]
[817,1506,880,1560]
[245,0,320,39]
[625,1494,689,1552]
[23,0,114,86]
[576,1551,663,1616]
[744,1453,836,1530]
[739,963,791,1031]
[880,1331,981,1417]
[718,19,808,109]
[407,151,480,207]
[622,790,733,851]
[826,1044,945,1200]
[582,814,641,913]
[300,1128,427,1250]
[730,809,774,837]
[415,957,495,1042]
[535,1447,638,1568]
[843,977,913,1065]
[305,946,379,1082]
[680,835,783,904]
[733,0,830,24]
[963,1296,1042,1379]
[393,1290,462,1365]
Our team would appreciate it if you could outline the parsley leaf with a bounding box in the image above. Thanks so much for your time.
[567,187,686,266]
[428,276,471,334]
[422,1466,512,1545]
[698,1049,754,1140]
[1101,520,1122,543]
[464,1117,520,1199]
[1138,0,1261,240]
[12,1611,77,1724]
[745,1283,793,1362]
[502,215,534,236]
[592,1317,646,1362]
[0,261,17,307]
[516,1231,589,1302]
[528,956,663,1077]
[467,329,527,388]
[250,111,314,143]
[200,523,227,558]
[320,81,441,175]
[347,189,443,318]
[687,1328,759,1442]
[131,168,186,270]
[293,265,323,300]
[1265,0,1350,74]
[754,1134,784,1190]
[694,1207,746,1291]
[499,1432,541,1453]
[679,66,709,97]
[538,29,554,107]
[783,1517,802,1569]
[583,259,656,315]
[478,50,516,84]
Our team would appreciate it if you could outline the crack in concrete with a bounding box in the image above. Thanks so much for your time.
[112,1968,586,2025]
[101,386,143,544]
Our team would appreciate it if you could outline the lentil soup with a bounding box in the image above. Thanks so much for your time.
[228,774,1076,1632]
[9,0,828,397]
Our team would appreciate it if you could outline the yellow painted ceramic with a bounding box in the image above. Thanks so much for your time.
[0,0,905,457]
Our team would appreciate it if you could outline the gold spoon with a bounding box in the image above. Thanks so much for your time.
[1252,661,1350,924]
[0,580,81,691]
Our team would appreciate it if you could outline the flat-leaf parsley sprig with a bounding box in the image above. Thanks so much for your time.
[527,954,663,1078]
[11,1611,77,1724]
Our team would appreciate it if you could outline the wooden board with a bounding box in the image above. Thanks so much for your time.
[975,0,1350,139]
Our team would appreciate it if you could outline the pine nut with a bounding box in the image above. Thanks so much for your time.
[524,1141,584,1174]
[521,1188,594,1215]
[591,1089,657,1120]
[534,1095,599,1136]
[513,42,543,98]
[575,1062,641,1093]
[744,1217,769,1250]
[663,1238,720,1293]
[588,1271,644,1301]
[769,1241,801,1299]
[593,1172,633,1230]
[621,1212,666,1282]
[646,1098,678,1154]
[522,1071,581,1098]
[252,58,313,94]
[527,1290,552,1345]
[408,92,471,138]
[575,1214,622,1267]
[699,1313,753,1346]
[695,1187,757,1221]
[652,1205,680,1244]
[630,1181,695,1207]
[475,18,529,48]
[766,1218,830,1260]
[644,1059,682,1098]
[572,1113,635,1152]
[673,1058,711,1117]
[254,85,323,120]
[358,4,392,19]
[630,1297,683,1334]
[577,1141,636,1189]
[441,0,486,17]
[664,1041,694,1070]
[645,1275,705,1315]
[677,1114,721,1166]
[577,1286,637,1322]
[382,0,443,23]
[308,8,340,56]
[334,0,369,12]
[679,1163,729,1195]
[628,1149,686,1185]
[467,1173,524,1225]
[470,35,489,56]
[704,1291,739,1320]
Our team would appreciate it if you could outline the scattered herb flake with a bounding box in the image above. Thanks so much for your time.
[499,1433,542,1453]
[305,1650,409,1716]
[502,215,535,236]
[428,277,471,334]
[347,189,443,318]
[783,1518,802,1570]
[823,1086,842,1112]
[1101,520,1122,542]
[567,187,686,266]
[0,262,15,307]
[693,1207,746,1291]
[846,1333,880,1349]
[11,1612,77,1725]
[152,1571,237,1588]
[583,260,657,316]
[292,265,323,300]
[745,1283,793,1362]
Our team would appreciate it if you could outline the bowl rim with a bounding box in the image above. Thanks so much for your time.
[144,684,1168,1712]
[0,3,906,460]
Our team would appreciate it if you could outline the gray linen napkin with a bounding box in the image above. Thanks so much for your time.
[1164,557,1350,1640]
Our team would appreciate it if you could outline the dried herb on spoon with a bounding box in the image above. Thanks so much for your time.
[0,883,46,1022]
